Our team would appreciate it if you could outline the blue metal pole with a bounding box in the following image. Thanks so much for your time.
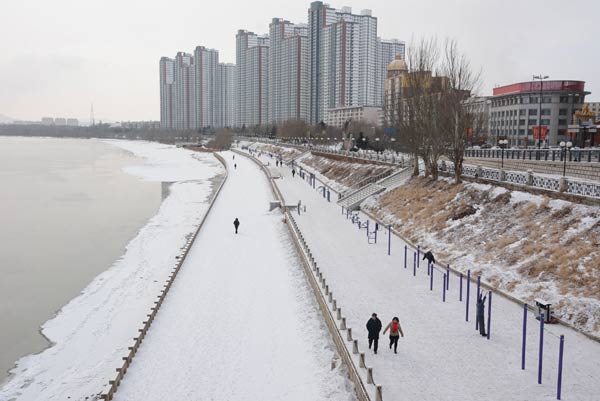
[366,220,369,238]
[387,225,391,256]
[476,276,481,331]
[413,252,416,276]
[522,304,527,370]
[466,270,471,321]
[404,245,407,269]
[446,265,450,290]
[487,291,492,340]
[430,265,434,291]
[459,273,463,302]
[539,313,545,384]
[417,245,421,267]
[557,335,564,400]
[443,274,446,302]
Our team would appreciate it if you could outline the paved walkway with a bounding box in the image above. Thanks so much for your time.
[114,151,354,401]
[249,148,600,401]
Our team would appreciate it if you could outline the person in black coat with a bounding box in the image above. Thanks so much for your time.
[476,293,487,337]
[423,250,435,265]
[366,313,382,354]
[233,218,240,234]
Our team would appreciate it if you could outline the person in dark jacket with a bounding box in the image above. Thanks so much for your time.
[366,313,382,354]
[423,250,435,265]
[292,169,296,178]
[233,218,240,234]
[476,293,487,336]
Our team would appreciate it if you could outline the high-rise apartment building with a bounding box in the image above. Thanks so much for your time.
[236,30,269,127]
[377,38,405,106]
[268,18,310,124]
[174,52,195,130]
[308,2,400,124]
[193,46,219,129]
[159,57,175,129]
[217,63,236,128]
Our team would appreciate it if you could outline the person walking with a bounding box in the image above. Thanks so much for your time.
[383,317,404,354]
[366,313,382,354]
[292,169,296,178]
[476,293,487,337]
[234,163,237,170]
[233,218,240,234]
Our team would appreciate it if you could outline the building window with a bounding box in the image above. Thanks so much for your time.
[540,119,550,125]
[530,97,538,104]
[558,119,567,126]
[541,109,551,115]
[529,109,537,116]
[528,119,537,125]
[519,109,526,116]
[519,119,526,126]
[559,109,567,116]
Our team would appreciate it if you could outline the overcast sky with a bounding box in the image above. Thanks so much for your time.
[1,0,598,122]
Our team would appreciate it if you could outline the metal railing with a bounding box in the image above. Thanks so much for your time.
[465,148,600,163]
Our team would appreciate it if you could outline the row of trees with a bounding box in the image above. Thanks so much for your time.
[395,38,481,184]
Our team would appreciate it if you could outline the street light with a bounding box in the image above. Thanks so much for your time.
[498,139,508,169]
[559,141,572,177]
[533,74,549,152]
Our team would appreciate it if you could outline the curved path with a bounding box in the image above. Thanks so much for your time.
[248,146,600,401]
[114,151,355,401]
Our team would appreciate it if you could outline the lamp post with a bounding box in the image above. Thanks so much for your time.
[533,75,549,152]
[499,139,508,169]
[559,141,572,177]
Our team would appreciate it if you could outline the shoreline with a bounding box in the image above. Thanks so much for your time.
[0,140,225,400]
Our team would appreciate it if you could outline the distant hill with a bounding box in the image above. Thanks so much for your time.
[0,113,14,123]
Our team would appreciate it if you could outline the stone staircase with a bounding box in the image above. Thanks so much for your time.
[338,167,412,210]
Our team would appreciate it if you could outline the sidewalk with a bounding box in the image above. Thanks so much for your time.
[113,151,354,401]
[248,149,600,401]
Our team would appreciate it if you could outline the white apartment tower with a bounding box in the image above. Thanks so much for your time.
[174,52,195,130]
[376,38,405,106]
[217,63,236,128]
[268,18,310,124]
[193,46,219,129]
[159,57,175,129]
[308,2,392,124]
[236,30,270,127]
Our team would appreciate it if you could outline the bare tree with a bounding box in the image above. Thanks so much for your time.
[440,38,481,184]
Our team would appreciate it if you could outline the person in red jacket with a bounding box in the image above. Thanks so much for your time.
[383,317,404,354]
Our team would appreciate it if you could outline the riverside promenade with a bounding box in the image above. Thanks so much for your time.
[113,151,354,401]
[245,146,600,401]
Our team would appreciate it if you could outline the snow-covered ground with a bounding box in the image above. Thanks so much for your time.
[243,147,600,401]
[0,141,224,401]
[114,151,356,401]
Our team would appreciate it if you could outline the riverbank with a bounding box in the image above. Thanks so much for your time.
[0,140,224,400]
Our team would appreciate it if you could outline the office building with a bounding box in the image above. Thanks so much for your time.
[490,80,589,146]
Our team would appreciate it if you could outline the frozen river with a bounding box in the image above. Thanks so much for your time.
[0,137,162,382]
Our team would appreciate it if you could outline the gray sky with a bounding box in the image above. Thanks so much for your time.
[1,0,598,122]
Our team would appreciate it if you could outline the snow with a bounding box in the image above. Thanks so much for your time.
[242,146,600,401]
[113,151,356,401]
[0,140,224,401]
